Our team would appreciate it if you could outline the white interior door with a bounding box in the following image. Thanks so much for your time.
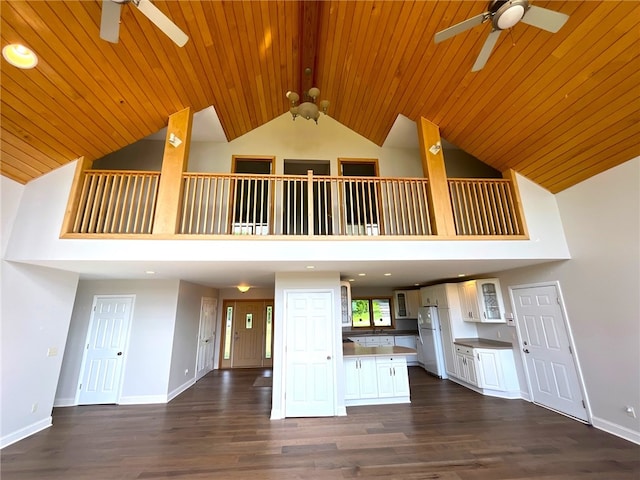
[284,290,335,417]
[196,297,217,380]
[77,296,134,405]
[513,285,588,422]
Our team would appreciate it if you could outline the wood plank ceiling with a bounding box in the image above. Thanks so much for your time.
[1,1,638,192]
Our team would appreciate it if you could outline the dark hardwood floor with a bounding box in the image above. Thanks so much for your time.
[2,367,638,479]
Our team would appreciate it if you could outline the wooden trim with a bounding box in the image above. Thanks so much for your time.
[231,155,275,174]
[417,117,455,236]
[502,169,529,239]
[337,158,380,177]
[60,156,93,236]
[152,107,193,235]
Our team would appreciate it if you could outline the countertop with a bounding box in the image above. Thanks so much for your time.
[343,330,418,337]
[343,344,416,357]
[454,338,513,349]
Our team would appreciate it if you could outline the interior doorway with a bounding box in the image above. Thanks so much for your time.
[76,295,134,405]
[511,283,589,422]
[220,299,274,369]
[283,160,331,235]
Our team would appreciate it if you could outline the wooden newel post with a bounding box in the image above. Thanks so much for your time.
[417,117,456,236]
[153,107,193,235]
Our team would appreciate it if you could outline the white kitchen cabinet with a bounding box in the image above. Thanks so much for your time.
[454,345,478,387]
[420,284,449,308]
[458,278,506,323]
[394,290,420,319]
[451,344,520,398]
[375,356,410,399]
[340,281,352,327]
[344,357,378,401]
[348,335,394,346]
[394,335,418,366]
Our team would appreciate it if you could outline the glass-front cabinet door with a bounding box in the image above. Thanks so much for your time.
[476,279,505,322]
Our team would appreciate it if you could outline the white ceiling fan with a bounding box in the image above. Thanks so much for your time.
[100,0,189,47]
[434,0,569,72]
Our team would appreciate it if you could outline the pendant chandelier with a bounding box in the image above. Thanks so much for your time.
[286,87,330,124]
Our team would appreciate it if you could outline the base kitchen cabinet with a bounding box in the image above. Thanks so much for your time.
[454,345,478,387]
[451,340,520,399]
[375,356,410,399]
[343,344,413,406]
[344,357,378,401]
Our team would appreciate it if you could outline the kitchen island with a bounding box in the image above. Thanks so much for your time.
[343,344,416,407]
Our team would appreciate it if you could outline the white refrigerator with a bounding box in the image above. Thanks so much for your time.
[417,306,447,379]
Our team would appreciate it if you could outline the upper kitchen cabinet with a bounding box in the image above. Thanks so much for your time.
[393,290,420,319]
[458,279,506,323]
[340,281,352,327]
[420,284,451,308]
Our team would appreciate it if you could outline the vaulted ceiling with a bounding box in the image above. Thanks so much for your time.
[1,1,638,192]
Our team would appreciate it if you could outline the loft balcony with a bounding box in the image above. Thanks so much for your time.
[61,168,526,240]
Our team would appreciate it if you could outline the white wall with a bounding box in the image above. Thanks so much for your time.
[0,263,79,448]
[56,279,180,406]
[271,272,343,419]
[168,281,218,398]
[1,177,24,256]
[487,158,640,443]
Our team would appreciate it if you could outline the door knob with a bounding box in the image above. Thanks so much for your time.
[523,348,530,354]
[326,355,332,360]
[117,352,123,356]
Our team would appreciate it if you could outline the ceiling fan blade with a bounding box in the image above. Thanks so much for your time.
[100,0,122,43]
[434,12,487,44]
[472,29,501,72]
[135,0,189,47]
[521,5,569,33]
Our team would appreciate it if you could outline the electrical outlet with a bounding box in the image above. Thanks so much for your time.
[47,347,58,357]
[31,402,38,413]
[184,369,189,376]
[497,331,502,339]
[625,406,636,418]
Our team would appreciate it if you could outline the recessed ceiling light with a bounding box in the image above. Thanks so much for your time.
[414,283,420,286]
[306,265,315,269]
[358,273,366,276]
[348,278,355,282]
[384,273,392,276]
[145,270,155,275]
[3,44,38,69]
[458,274,466,277]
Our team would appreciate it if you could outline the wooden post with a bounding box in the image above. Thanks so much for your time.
[60,156,93,236]
[417,117,455,236]
[502,168,529,238]
[307,169,314,236]
[152,107,193,235]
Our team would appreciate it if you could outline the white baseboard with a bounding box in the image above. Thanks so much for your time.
[167,378,195,403]
[592,416,640,445]
[118,394,167,405]
[53,397,77,407]
[1,416,52,449]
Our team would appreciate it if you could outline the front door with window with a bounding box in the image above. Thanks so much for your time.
[220,300,273,368]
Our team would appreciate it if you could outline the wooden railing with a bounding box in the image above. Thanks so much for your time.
[180,173,434,236]
[448,178,524,236]
[64,169,526,238]
[69,170,160,234]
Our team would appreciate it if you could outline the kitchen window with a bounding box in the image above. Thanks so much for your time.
[351,297,393,328]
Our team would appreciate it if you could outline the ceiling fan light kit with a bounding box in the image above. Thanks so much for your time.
[100,0,189,47]
[434,0,569,72]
